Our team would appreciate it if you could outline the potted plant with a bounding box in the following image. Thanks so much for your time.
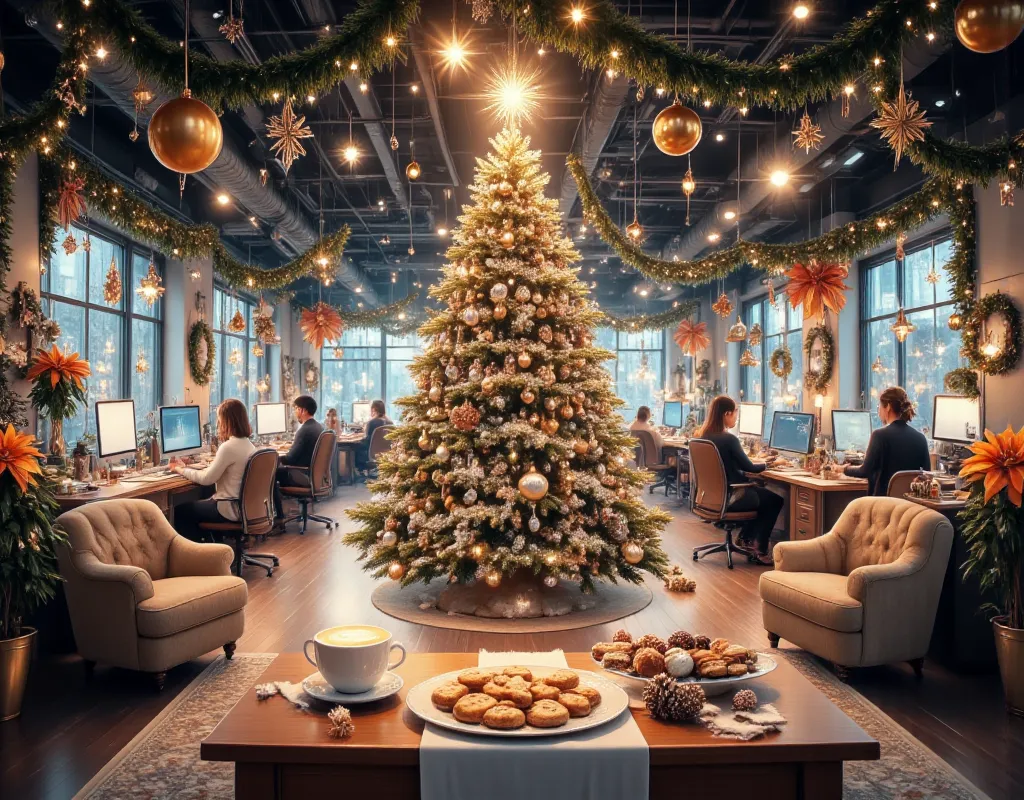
[26,344,90,461]
[0,424,65,721]
[959,424,1024,715]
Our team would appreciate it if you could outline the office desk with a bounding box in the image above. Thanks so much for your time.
[55,474,200,522]
[751,470,868,540]
[661,437,690,503]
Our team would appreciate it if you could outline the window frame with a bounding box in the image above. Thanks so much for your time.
[742,293,803,411]
[211,286,267,414]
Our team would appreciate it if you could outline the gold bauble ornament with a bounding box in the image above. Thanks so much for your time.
[518,467,549,502]
[652,99,702,156]
[517,351,533,369]
[388,561,406,580]
[572,439,589,456]
[381,530,398,547]
[484,570,502,588]
[954,0,1024,53]
[444,495,456,510]
[521,389,536,404]
[462,306,480,326]
[481,376,497,395]
[560,404,574,420]
[419,430,432,450]
[621,542,644,565]
[541,417,560,435]
[544,397,557,412]
[500,230,515,248]
[428,384,442,403]
[493,302,508,320]
[406,160,422,180]
[515,285,532,303]
[148,91,224,174]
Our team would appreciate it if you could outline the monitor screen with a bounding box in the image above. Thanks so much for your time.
[932,394,981,443]
[662,401,682,428]
[159,405,203,456]
[832,410,872,452]
[769,411,815,454]
[255,402,288,436]
[352,402,371,424]
[96,399,138,459]
[738,402,765,437]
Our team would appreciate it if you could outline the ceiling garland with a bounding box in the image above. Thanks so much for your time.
[293,291,424,336]
[600,299,700,332]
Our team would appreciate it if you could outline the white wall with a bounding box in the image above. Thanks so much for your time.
[7,153,41,430]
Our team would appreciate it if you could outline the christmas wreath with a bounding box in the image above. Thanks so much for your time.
[188,320,216,387]
[962,292,1022,376]
[804,325,834,394]
[769,346,793,379]
[943,367,980,400]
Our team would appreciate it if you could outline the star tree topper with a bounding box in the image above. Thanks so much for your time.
[871,82,931,169]
[266,99,314,174]
[792,110,824,154]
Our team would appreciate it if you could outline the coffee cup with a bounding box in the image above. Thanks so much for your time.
[303,624,406,694]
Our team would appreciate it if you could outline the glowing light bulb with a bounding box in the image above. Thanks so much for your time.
[770,169,790,187]
[359,81,368,93]
[484,63,541,125]
[724,210,736,220]
[570,6,586,25]
[793,3,810,20]
[443,40,466,68]
[437,226,448,237]
[95,46,107,59]
[385,35,397,48]
[844,84,855,96]
[343,144,360,164]
[715,132,725,142]
[707,232,720,243]
[216,193,230,206]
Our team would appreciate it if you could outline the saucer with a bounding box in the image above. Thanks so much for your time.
[302,671,404,704]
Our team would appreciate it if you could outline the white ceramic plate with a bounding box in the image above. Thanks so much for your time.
[406,665,629,738]
[592,652,778,696]
[302,670,404,704]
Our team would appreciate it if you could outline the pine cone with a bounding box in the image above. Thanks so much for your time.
[732,689,758,712]
[612,629,633,644]
[694,634,712,650]
[667,630,696,650]
[634,634,668,654]
[642,674,706,722]
[327,705,355,739]
[664,574,696,592]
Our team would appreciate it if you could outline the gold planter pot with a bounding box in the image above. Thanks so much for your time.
[0,627,36,722]
[993,616,1024,717]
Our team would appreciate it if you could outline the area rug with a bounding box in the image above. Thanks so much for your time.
[371,577,653,633]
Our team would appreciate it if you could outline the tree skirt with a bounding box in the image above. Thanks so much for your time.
[371,576,654,633]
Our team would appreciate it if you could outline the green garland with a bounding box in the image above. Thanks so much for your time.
[804,325,835,394]
[293,291,422,333]
[188,320,216,387]
[961,292,1023,376]
[943,367,980,400]
[769,346,793,380]
[600,299,699,332]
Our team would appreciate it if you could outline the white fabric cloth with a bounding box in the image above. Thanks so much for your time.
[181,436,255,520]
[419,650,649,800]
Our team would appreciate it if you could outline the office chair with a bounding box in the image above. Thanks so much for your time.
[634,429,676,496]
[887,470,920,499]
[280,430,339,533]
[197,448,280,577]
[688,438,758,569]
[362,424,394,480]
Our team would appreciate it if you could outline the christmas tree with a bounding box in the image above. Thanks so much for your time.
[346,129,669,595]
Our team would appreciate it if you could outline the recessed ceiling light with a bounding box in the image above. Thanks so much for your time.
[715,132,725,142]
[216,193,230,205]
[843,150,864,166]
[793,4,810,21]
[723,209,736,220]
[934,99,946,108]
[770,169,790,187]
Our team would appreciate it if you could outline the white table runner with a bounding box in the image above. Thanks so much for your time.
[419,650,649,800]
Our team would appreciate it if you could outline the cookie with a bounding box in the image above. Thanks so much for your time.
[689,649,716,665]
[482,704,526,730]
[457,669,495,691]
[483,680,532,708]
[591,641,633,661]
[542,669,580,690]
[526,699,569,728]
[489,674,511,686]
[557,691,592,718]
[710,638,730,655]
[601,652,633,671]
[694,635,712,650]
[502,666,533,682]
[431,681,469,711]
[632,646,666,678]
[453,692,497,723]
[612,629,633,644]
[634,634,669,654]
[530,681,561,701]
[727,663,749,676]
[575,686,602,709]
[698,659,728,678]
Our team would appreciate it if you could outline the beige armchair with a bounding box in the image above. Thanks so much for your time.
[759,496,952,678]
[56,499,248,689]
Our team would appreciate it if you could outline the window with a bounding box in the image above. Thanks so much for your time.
[861,238,961,431]
[321,328,383,422]
[742,295,802,435]
[384,332,425,419]
[41,225,163,447]
[210,287,267,415]
[592,328,665,422]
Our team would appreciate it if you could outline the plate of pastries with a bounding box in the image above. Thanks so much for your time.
[406,665,630,737]
[591,630,776,694]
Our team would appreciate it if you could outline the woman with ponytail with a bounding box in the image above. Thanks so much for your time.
[843,386,930,495]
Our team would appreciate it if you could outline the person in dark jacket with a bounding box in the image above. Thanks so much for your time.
[843,386,930,495]
[696,395,783,565]
[274,395,324,520]
[356,400,392,472]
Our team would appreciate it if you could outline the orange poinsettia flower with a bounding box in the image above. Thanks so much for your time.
[960,424,1024,506]
[785,261,850,319]
[0,424,45,493]
[673,319,711,357]
[300,302,344,350]
[26,345,91,390]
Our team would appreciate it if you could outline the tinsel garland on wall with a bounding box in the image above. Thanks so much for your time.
[292,291,423,335]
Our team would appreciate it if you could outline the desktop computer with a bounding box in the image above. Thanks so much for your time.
[255,402,288,436]
[932,394,980,444]
[352,401,371,424]
[95,399,138,459]
[662,400,683,429]
[738,402,765,438]
[769,411,815,456]
[832,409,873,453]
[159,405,204,458]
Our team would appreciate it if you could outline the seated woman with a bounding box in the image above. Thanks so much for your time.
[171,398,256,540]
[695,395,783,565]
[355,400,392,473]
[843,386,930,495]
[324,407,342,436]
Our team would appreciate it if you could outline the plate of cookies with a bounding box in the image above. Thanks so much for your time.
[406,665,630,737]
[590,630,777,696]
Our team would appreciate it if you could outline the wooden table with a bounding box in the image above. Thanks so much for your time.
[753,470,868,540]
[335,432,364,486]
[55,473,199,520]
[202,652,878,799]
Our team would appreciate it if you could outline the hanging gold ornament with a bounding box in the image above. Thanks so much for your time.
[406,160,422,181]
[792,110,824,154]
[625,217,644,241]
[948,311,963,331]
[390,134,400,151]
[725,316,748,343]
[871,81,932,169]
[252,342,265,358]
[518,467,549,502]
[219,2,245,44]
[61,232,78,256]
[81,235,91,254]
[785,261,850,319]
[925,266,940,285]
[841,83,855,118]
[891,307,916,342]
[748,323,763,347]
[135,261,166,306]
[652,99,702,156]
[300,302,344,349]
[681,167,696,226]
[57,177,87,232]
[266,99,314,174]
[228,308,247,333]
[738,348,760,367]
[954,0,1024,53]
[767,281,778,308]
[450,400,481,432]
[130,76,154,143]
[712,292,733,318]
[332,346,345,359]
[253,306,277,343]
[388,561,406,581]
[135,348,150,375]
[102,255,122,306]
[149,91,224,174]
[1001,180,1015,206]
[621,542,644,565]
[895,231,907,260]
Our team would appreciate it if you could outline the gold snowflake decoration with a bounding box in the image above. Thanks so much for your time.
[219,16,245,44]
[793,110,824,154]
[712,292,733,318]
[871,83,932,169]
[266,99,314,175]
[62,232,78,255]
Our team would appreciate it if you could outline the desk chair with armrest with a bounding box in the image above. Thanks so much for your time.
[363,424,394,480]
[688,438,758,569]
[634,428,676,496]
[280,430,339,533]
[198,449,280,577]
[887,470,919,498]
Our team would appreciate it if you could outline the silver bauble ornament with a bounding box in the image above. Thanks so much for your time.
[382,530,398,547]
[435,443,450,461]
[544,575,558,588]
[621,542,644,564]
[490,283,508,301]
[462,306,480,326]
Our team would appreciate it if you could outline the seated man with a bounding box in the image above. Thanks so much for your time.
[628,405,665,454]
[274,395,324,520]
[356,399,392,473]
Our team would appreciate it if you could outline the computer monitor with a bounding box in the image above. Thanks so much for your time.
[769,411,816,455]
[932,394,981,444]
[662,401,683,428]
[738,402,765,438]
[159,405,203,458]
[352,402,371,424]
[832,410,873,452]
[95,399,138,459]
[255,402,288,436]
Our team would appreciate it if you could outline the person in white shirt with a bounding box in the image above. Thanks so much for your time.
[170,398,257,540]
[628,405,665,457]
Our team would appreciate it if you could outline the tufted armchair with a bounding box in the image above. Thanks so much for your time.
[759,496,952,677]
[56,499,248,689]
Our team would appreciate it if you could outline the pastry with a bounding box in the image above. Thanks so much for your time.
[694,634,712,650]
[591,641,634,660]
[634,634,669,654]
[601,651,633,671]
[721,645,750,663]
[664,649,694,679]
[457,669,495,691]
[502,666,533,682]
[557,692,592,717]
[612,629,633,644]
[431,681,469,711]
[667,630,696,650]
[710,637,730,655]
[689,649,716,666]
[697,658,728,678]
[526,699,570,728]
[482,703,527,730]
[632,647,666,678]
[543,669,580,691]
[574,686,602,709]
[453,692,498,723]
[489,674,511,686]
[529,681,561,701]
[727,663,749,676]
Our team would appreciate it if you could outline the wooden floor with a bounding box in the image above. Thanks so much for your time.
[2,485,1022,799]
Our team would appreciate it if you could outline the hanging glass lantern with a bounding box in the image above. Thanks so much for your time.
[871,355,885,373]
[739,348,760,367]
[890,307,916,343]
[135,261,165,307]
[725,315,748,343]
